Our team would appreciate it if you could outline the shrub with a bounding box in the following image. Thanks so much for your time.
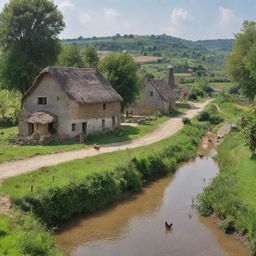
[197,111,210,121]
[182,117,191,125]
[209,114,223,125]
[12,123,207,227]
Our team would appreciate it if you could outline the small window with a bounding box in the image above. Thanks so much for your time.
[82,122,87,134]
[72,123,76,132]
[112,116,115,126]
[38,97,47,105]
[150,91,154,97]
[57,96,60,101]
[102,119,105,130]
[103,103,107,111]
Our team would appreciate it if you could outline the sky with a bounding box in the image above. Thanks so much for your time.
[0,0,256,40]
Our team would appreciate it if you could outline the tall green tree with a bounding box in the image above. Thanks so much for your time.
[226,21,256,103]
[0,89,21,121]
[0,0,65,93]
[82,46,99,68]
[99,53,140,110]
[57,45,84,67]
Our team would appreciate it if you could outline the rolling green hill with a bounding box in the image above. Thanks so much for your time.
[62,35,234,74]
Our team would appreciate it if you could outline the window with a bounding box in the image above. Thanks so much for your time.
[72,123,76,132]
[82,122,87,134]
[112,116,115,126]
[150,91,154,97]
[102,119,105,130]
[103,103,107,111]
[38,97,47,105]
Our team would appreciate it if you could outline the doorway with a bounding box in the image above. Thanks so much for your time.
[82,122,87,135]
[28,123,34,136]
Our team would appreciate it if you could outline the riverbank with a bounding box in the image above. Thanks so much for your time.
[196,128,256,254]
[56,137,249,256]
[0,101,221,256]
[0,121,210,255]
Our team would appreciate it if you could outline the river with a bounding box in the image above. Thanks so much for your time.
[55,136,249,256]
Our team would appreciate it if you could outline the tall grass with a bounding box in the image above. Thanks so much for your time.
[0,213,62,256]
[6,124,206,226]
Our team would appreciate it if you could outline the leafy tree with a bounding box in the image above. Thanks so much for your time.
[0,89,21,121]
[0,0,65,93]
[226,21,256,103]
[99,53,140,110]
[57,45,84,67]
[241,108,256,155]
[82,46,99,68]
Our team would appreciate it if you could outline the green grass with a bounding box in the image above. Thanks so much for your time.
[0,122,197,199]
[3,121,207,226]
[0,105,189,164]
[0,213,62,256]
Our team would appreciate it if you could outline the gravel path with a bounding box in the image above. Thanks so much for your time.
[0,101,210,182]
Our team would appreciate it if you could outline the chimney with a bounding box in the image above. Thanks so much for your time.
[167,64,175,89]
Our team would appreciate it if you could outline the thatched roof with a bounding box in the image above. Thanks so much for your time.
[26,112,56,124]
[147,79,177,101]
[23,67,123,104]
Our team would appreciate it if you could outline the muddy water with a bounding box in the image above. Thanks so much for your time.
[56,138,250,256]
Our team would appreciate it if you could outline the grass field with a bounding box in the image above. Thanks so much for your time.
[209,82,234,92]
[0,105,189,164]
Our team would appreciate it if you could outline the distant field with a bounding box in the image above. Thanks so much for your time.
[132,55,162,63]
[209,82,234,91]
[97,51,162,63]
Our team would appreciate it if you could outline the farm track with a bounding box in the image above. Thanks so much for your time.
[0,100,211,215]
[0,101,211,182]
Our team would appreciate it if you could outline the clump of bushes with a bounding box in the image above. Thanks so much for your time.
[182,117,191,125]
[197,104,223,125]
[12,123,206,227]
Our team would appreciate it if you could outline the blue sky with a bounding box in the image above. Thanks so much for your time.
[1,0,256,40]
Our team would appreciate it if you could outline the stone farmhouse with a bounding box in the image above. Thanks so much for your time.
[126,65,177,116]
[19,67,123,140]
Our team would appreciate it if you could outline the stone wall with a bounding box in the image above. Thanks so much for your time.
[126,83,167,115]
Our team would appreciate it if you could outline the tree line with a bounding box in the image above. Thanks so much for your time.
[0,0,141,118]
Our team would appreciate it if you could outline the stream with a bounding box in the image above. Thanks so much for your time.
[56,136,250,256]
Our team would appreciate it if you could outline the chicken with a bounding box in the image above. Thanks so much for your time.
[165,221,173,230]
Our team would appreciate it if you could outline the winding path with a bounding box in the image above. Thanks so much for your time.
[0,101,210,182]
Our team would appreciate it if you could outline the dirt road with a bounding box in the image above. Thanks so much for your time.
[0,101,210,181]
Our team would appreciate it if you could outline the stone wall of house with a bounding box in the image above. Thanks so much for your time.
[23,74,70,135]
[66,100,121,136]
[21,74,121,137]
[126,83,167,116]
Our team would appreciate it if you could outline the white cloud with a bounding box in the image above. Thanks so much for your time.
[79,12,93,25]
[103,8,121,19]
[170,8,190,26]
[58,0,76,12]
[218,6,235,26]
[164,8,193,38]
